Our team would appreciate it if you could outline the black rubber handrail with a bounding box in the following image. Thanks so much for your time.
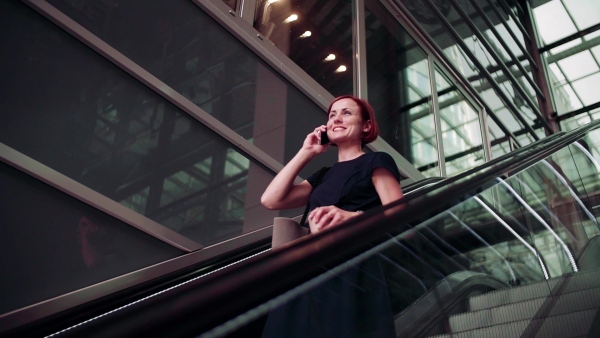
[47,120,600,337]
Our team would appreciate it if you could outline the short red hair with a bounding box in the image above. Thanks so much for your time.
[327,95,379,145]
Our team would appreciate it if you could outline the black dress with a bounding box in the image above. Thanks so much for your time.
[262,153,399,338]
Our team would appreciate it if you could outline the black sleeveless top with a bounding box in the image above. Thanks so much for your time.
[306,152,401,212]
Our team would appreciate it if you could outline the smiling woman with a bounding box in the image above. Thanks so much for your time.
[261,94,402,233]
[260,95,403,336]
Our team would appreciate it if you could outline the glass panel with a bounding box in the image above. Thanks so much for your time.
[0,161,182,314]
[508,153,599,262]
[533,0,578,46]
[564,143,600,224]
[571,72,600,106]
[498,176,575,278]
[452,191,546,283]
[563,0,600,30]
[253,0,353,96]
[435,68,485,176]
[398,1,533,143]
[0,0,299,247]
[488,118,510,159]
[544,30,600,115]
[561,108,600,132]
[364,0,440,177]
[557,51,599,82]
[47,0,337,178]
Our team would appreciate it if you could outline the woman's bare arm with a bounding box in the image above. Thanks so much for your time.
[261,126,328,210]
[372,167,405,215]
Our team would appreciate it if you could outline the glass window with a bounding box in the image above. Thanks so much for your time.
[1,0,336,247]
[563,0,600,30]
[561,108,600,132]
[557,51,600,81]
[364,0,440,177]
[544,31,600,115]
[253,0,353,96]
[47,0,335,176]
[436,68,485,176]
[0,160,182,314]
[533,0,578,45]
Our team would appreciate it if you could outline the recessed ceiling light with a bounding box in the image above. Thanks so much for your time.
[335,65,347,73]
[300,31,312,38]
[284,14,298,23]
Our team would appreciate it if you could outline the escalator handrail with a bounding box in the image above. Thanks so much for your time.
[51,121,600,337]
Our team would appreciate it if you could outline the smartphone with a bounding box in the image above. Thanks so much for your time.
[320,130,330,145]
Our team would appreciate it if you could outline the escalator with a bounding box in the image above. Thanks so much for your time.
[21,120,600,337]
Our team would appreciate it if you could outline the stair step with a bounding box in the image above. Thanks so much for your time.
[430,309,597,338]
[449,287,600,332]
[469,269,600,311]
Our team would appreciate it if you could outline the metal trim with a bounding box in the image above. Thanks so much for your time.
[353,0,369,100]
[429,56,446,177]
[0,143,202,252]
[238,0,257,25]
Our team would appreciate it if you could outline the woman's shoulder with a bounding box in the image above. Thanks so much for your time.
[363,151,394,162]
[365,152,400,179]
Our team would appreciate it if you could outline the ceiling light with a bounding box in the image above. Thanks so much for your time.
[335,65,347,73]
[324,54,336,61]
[299,31,312,38]
[266,0,279,4]
[284,14,298,23]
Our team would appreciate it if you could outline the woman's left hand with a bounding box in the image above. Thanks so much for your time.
[308,206,361,233]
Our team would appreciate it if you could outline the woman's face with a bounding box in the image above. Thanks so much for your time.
[327,98,370,146]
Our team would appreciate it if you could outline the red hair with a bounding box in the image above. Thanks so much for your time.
[327,95,379,145]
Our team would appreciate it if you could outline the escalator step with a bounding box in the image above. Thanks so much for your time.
[429,309,597,338]
[469,269,600,311]
[450,286,600,332]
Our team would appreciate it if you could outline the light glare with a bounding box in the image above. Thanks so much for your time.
[324,54,336,61]
[300,31,312,38]
[335,65,347,73]
[284,14,298,23]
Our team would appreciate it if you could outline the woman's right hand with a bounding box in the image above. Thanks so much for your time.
[301,125,329,156]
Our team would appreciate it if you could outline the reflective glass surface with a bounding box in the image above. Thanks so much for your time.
[534,0,600,45]
[0,161,182,314]
[402,0,543,145]
[436,68,486,175]
[1,1,313,247]
[364,0,439,177]
[47,0,335,177]
[562,108,600,131]
[488,117,511,159]
[532,0,600,121]
[544,32,600,115]
[253,0,353,96]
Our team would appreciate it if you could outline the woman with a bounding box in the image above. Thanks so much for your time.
[260,95,403,337]
[261,95,403,232]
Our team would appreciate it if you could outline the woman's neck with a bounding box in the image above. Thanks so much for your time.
[337,144,365,162]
